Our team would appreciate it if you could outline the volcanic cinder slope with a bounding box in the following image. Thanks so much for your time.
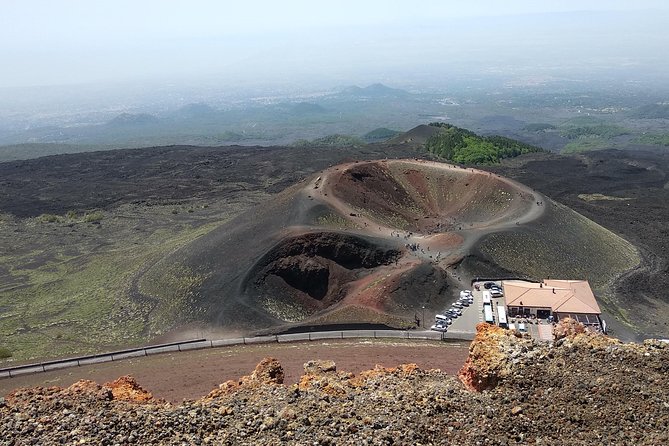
[138,159,639,337]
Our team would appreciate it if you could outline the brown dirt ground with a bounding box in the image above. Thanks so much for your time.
[0,339,470,403]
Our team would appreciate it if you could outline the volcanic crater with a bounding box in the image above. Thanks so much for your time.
[142,159,637,336]
[246,232,401,309]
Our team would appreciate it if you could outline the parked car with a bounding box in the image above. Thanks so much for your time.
[452,302,464,309]
[450,308,463,316]
[460,290,472,299]
[435,314,452,325]
[483,282,496,289]
[431,320,448,332]
[458,298,470,307]
[445,309,459,318]
[490,289,503,297]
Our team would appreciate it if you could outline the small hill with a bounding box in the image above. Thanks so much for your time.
[387,124,442,147]
[523,123,557,132]
[340,83,410,98]
[363,127,402,142]
[630,103,669,119]
[290,102,327,115]
[106,113,159,126]
[292,134,365,148]
[172,103,217,118]
[424,122,543,164]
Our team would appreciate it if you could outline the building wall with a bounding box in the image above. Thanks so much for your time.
[508,306,552,317]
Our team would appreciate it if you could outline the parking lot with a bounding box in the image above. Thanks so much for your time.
[430,280,553,341]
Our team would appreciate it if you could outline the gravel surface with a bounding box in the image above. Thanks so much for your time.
[0,339,470,403]
[2,321,668,445]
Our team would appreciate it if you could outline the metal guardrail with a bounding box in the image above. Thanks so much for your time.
[0,329,473,379]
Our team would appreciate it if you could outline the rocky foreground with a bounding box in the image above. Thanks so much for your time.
[1,320,668,445]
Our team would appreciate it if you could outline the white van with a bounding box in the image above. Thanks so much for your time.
[460,290,472,299]
[518,323,527,333]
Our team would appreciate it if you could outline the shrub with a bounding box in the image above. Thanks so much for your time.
[37,213,62,223]
[0,347,12,359]
[83,211,103,223]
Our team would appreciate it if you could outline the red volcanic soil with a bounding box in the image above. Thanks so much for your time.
[321,160,538,235]
[0,340,470,403]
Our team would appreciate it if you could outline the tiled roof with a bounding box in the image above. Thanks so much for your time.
[502,279,601,315]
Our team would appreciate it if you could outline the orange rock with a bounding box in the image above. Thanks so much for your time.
[298,359,350,396]
[459,323,516,392]
[204,357,284,400]
[552,317,586,340]
[103,376,153,403]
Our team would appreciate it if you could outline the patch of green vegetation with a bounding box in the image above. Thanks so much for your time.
[562,137,610,153]
[558,119,630,140]
[634,133,669,147]
[425,123,542,164]
[578,193,632,202]
[0,347,11,359]
[0,250,150,362]
[523,123,557,132]
[0,219,221,363]
[631,103,669,119]
[83,211,103,223]
[316,213,358,230]
[37,213,62,223]
[260,295,308,323]
[139,263,210,334]
[293,134,365,148]
[35,210,103,224]
[560,115,605,126]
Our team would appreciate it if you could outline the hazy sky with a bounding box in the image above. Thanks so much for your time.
[2,0,669,88]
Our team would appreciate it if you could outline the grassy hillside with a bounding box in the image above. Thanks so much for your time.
[475,199,640,325]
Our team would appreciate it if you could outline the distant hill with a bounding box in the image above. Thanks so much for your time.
[363,128,402,142]
[339,83,411,99]
[292,134,365,148]
[523,123,557,132]
[106,113,159,126]
[290,102,327,115]
[0,143,108,162]
[630,103,669,119]
[387,124,442,147]
[172,103,217,118]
